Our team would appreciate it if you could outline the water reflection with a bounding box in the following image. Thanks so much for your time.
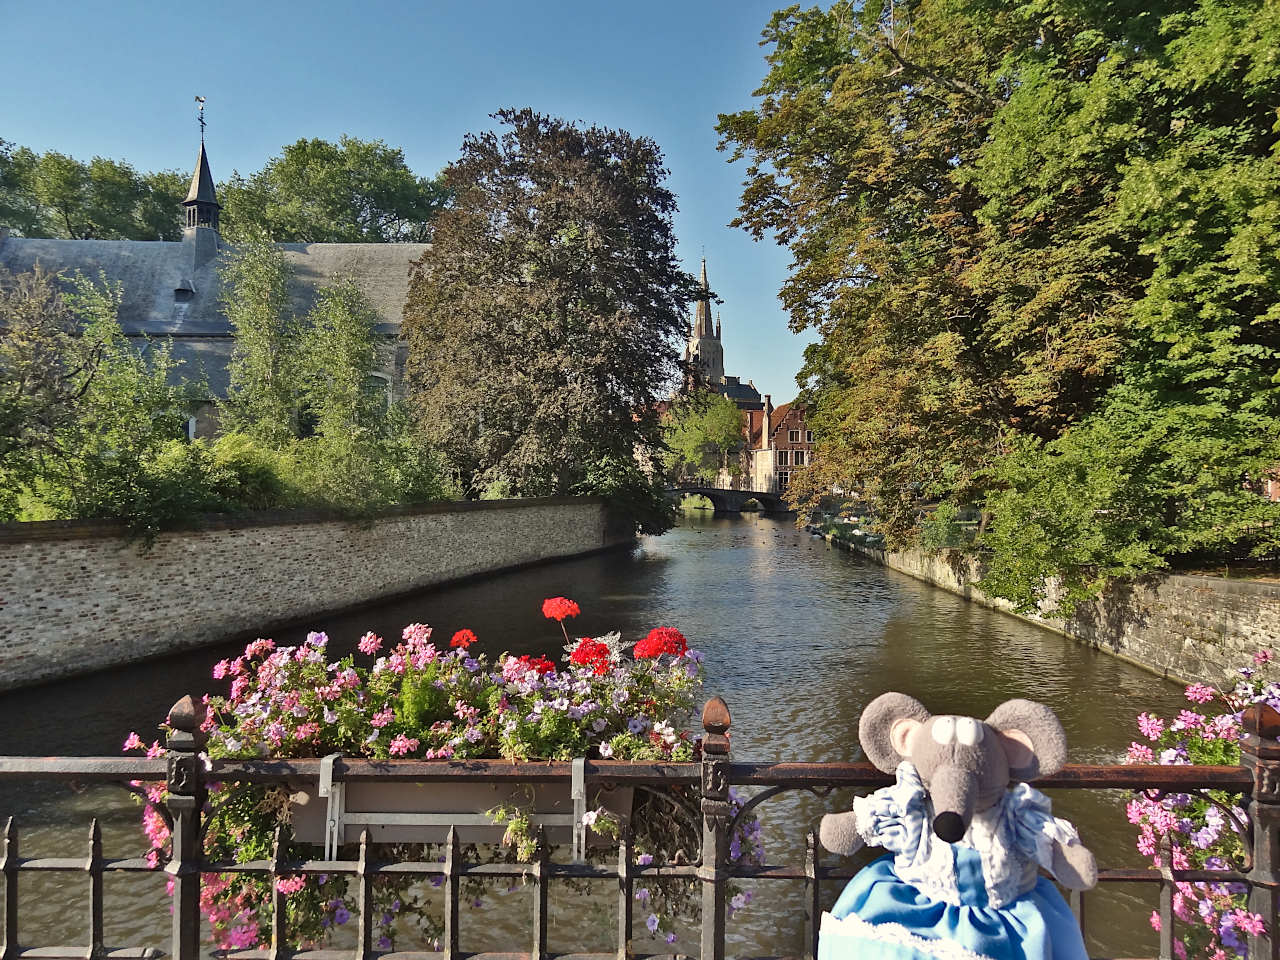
[0,513,1189,957]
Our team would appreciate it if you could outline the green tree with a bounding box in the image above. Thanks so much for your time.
[5,147,185,240]
[21,274,204,533]
[218,237,301,443]
[403,108,699,522]
[219,136,447,242]
[662,390,746,484]
[722,0,1280,605]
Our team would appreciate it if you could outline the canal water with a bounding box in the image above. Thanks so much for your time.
[0,513,1189,957]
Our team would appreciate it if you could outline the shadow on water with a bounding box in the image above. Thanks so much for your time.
[0,513,1189,957]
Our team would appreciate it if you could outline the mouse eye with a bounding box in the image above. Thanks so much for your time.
[931,716,956,745]
[956,717,983,746]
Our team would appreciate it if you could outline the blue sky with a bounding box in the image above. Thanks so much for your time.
[0,0,816,403]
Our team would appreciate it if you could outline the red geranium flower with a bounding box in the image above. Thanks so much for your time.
[541,597,581,622]
[634,627,688,659]
[451,629,478,649]
[517,654,556,675]
[570,638,611,676]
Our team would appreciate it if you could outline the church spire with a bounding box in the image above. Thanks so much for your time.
[183,99,220,232]
[694,257,714,338]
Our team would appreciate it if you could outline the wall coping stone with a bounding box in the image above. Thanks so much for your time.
[0,495,609,543]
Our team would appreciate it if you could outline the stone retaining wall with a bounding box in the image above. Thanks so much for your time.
[823,534,1280,686]
[0,498,631,692]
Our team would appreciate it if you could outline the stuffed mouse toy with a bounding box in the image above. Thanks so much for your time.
[817,693,1097,960]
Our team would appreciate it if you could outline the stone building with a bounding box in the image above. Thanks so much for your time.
[682,259,762,412]
[0,137,426,435]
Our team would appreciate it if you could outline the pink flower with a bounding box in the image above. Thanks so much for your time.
[212,660,230,680]
[389,734,419,757]
[122,732,144,752]
[1137,713,1165,740]
[294,723,320,741]
[1255,650,1274,666]
[275,875,306,895]
[145,740,165,759]
[244,639,274,659]
[1184,683,1216,704]
[1176,710,1204,730]
[1234,909,1266,936]
[358,632,382,656]
[1149,910,1161,932]
[1126,742,1154,763]
[371,709,394,728]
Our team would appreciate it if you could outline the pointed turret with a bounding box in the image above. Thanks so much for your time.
[183,140,220,232]
[715,312,722,341]
[694,258,714,338]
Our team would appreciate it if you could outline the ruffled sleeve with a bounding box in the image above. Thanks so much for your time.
[1005,782,1084,875]
[852,761,928,856]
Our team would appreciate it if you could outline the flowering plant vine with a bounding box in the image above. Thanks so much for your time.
[1126,652,1277,959]
[126,598,763,951]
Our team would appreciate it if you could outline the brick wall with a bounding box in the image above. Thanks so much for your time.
[0,497,630,692]
[827,537,1280,686]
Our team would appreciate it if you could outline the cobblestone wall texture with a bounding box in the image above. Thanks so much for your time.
[0,498,628,692]
[838,539,1280,686]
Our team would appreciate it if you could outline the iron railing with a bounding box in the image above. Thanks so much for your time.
[0,695,1277,960]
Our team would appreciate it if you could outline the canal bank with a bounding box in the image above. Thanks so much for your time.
[0,496,632,692]
[811,524,1280,686]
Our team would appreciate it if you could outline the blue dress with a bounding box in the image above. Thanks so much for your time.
[819,762,1090,960]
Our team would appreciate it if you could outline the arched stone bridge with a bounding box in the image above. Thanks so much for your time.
[666,485,791,514]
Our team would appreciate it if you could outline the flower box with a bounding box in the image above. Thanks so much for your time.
[289,764,633,855]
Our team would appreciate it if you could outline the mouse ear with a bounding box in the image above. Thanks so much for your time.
[859,693,931,773]
[985,699,1066,779]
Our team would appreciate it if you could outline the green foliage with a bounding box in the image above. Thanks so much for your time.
[723,0,1280,602]
[219,136,446,243]
[662,390,746,483]
[16,274,206,537]
[918,501,974,552]
[0,145,184,240]
[572,453,676,536]
[403,108,700,501]
[218,236,300,443]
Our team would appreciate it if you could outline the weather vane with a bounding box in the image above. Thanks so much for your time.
[195,95,207,141]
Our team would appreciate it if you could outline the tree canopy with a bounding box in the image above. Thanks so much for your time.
[219,136,447,242]
[720,0,1280,609]
[0,135,444,243]
[663,390,747,484]
[0,141,186,240]
[403,108,697,526]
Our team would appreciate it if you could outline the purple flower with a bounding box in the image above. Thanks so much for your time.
[377,936,392,950]
[646,914,659,933]
[636,853,653,866]
[666,933,677,944]
[333,905,351,926]
[635,888,650,903]
[628,717,646,734]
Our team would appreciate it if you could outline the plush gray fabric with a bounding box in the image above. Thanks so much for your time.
[858,692,931,773]
[985,699,1067,779]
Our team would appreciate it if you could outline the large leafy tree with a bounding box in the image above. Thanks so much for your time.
[722,0,1280,608]
[0,146,186,240]
[663,390,747,484]
[403,108,699,508]
[219,136,447,242]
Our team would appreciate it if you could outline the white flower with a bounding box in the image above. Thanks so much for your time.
[581,808,600,827]
[599,742,614,758]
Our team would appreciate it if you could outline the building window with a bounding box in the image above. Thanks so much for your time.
[777,450,789,466]
[778,470,790,490]
[793,450,805,466]
[788,429,800,442]
[806,430,815,443]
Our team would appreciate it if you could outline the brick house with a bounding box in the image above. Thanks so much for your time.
[743,396,814,493]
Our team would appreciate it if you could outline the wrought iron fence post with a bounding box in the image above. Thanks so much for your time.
[164,695,207,960]
[699,697,731,960]
[1242,702,1280,960]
